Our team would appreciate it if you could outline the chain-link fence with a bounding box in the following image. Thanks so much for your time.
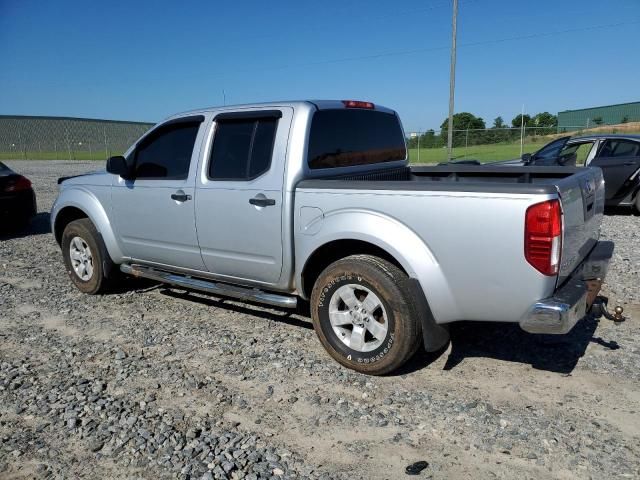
[0,115,154,161]
[2,115,640,164]
[406,122,640,163]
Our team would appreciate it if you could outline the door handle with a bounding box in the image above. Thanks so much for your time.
[171,192,192,202]
[623,162,635,166]
[249,196,276,207]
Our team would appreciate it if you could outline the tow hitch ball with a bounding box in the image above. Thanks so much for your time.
[591,297,626,324]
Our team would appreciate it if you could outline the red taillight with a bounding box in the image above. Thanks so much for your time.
[5,176,32,193]
[342,100,375,109]
[525,199,562,276]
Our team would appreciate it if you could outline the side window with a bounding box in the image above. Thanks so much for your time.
[599,140,640,158]
[208,117,278,180]
[558,142,595,166]
[133,122,200,180]
[534,137,569,161]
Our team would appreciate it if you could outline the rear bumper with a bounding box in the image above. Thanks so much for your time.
[0,189,36,219]
[519,241,614,334]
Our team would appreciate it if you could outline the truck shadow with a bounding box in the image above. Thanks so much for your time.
[159,288,314,331]
[401,314,616,375]
[0,212,51,240]
[115,284,618,376]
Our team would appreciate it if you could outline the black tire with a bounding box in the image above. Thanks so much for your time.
[310,255,421,375]
[61,218,115,294]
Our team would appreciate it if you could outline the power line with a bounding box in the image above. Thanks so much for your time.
[244,0,478,41]
[223,19,640,76]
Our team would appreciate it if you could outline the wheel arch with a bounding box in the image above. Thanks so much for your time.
[300,239,407,299]
[53,206,88,244]
[52,188,124,262]
[295,208,459,323]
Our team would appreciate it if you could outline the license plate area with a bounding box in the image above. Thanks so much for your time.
[584,278,602,309]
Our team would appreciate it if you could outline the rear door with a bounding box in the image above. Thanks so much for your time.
[111,116,207,270]
[194,108,293,285]
[590,138,640,200]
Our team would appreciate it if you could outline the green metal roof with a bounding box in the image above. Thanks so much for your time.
[557,101,640,131]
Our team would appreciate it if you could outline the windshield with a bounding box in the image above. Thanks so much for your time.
[533,137,570,161]
[307,109,406,169]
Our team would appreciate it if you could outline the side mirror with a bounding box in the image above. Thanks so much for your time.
[521,153,532,164]
[106,156,132,179]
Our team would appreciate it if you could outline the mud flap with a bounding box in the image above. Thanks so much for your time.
[409,278,450,352]
[96,231,115,279]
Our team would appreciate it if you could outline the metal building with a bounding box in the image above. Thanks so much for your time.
[557,101,640,132]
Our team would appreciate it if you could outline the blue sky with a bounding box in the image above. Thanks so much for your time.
[1,0,639,131]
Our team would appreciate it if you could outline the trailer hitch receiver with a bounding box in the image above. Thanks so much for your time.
[591,296,626,324]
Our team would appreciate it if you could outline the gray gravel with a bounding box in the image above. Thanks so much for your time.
[600,214,640,305]
[1,160,639,479]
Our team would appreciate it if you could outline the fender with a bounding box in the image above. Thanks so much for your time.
[51,186,125,263]
[295,208,461,324]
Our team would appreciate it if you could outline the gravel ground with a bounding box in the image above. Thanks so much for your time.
[1,160,639,480]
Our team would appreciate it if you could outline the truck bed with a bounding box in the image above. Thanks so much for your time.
[296,164,605,306]
[298,165,596,195]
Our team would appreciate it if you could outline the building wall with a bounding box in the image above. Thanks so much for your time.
[557,101,640,132]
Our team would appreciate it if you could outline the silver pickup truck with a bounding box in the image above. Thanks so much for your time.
[52,100,613,375]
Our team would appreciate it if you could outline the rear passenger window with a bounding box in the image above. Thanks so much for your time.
[134,121,200,180]
[600,140,640,158]
[209,117,278,180]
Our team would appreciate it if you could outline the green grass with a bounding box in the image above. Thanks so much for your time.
[408,142,541,164]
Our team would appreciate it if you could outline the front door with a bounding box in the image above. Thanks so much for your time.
[111,116,207,270]
[194,108,292,285]
[590,139,640,200]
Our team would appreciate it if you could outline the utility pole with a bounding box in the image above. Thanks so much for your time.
[103,125,108,158]
[519,104,525,158]
[447,0,458,161]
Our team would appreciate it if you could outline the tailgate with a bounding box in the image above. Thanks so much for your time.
[556,167,605,284]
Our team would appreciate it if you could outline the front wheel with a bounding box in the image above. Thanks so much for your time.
[310,255,421,375]
[61,218,115,294]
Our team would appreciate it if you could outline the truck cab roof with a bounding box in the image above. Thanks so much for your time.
[170,100,397,121]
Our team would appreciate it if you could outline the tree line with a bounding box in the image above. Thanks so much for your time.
[407,111,558,149]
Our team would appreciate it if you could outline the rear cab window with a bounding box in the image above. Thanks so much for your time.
[307,108,406,170]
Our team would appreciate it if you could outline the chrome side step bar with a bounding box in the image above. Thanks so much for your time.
[120,264,297,309]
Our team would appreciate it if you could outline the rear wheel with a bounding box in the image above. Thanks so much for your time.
[310,255,421,375]
[61,219,115,294]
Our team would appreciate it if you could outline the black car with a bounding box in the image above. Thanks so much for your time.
[500,135,640,211]
[0,161,37,229]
